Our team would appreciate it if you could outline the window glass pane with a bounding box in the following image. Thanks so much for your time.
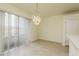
[9,14,18,48]
[5,13,8,37]
[0,12,5,55]
[4,12,8,49]
[19,17,25,45]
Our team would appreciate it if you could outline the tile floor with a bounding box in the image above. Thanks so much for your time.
[4,39,69,56]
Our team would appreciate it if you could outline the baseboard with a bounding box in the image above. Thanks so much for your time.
[38,39,62,45]
[31,39,39,42]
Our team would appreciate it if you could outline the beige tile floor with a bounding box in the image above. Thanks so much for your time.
[4,39,69,56]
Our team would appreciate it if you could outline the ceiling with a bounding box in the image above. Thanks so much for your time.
[11,3,79,18]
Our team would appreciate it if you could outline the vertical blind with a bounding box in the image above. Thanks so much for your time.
[0,11,31,55]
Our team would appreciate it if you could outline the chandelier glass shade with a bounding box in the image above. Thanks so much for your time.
[32,15,41,25]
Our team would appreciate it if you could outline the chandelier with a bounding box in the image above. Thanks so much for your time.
[32,3,41,25]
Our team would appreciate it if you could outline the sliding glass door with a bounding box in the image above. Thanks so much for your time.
[0,11,31,56]
[3,13,19,55]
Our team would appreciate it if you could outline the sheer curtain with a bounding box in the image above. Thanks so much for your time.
[0,11,31,56]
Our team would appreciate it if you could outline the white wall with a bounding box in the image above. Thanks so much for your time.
[31,21,38,41]
[65,13,79,35]
[38,15,65,43]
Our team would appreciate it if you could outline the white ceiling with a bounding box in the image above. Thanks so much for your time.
[11,3,79,18]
